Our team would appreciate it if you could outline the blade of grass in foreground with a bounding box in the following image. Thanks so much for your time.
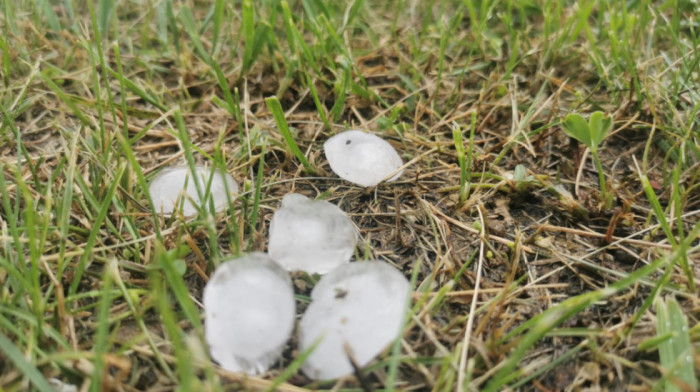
[265,96,317,174]
[656,297,697,392]
[482,251,671,391]
[0,331,54,392]
[38,70,93,127]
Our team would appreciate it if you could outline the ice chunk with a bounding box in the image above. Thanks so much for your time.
[269,193,357,275]
[324,130,403,187]
[148,165,238,216]
[48,378,78,392]
[299,261,410,380]
[203,253,295,374]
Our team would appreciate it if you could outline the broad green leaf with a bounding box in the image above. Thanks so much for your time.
[656,298,697,392]
[667,299,697,392]
[588,111,612,148]
[562,113,592,148]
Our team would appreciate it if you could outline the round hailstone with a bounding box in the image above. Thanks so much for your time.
[299,261,410,380]
[268,193,357,275]
[324,130,403,187]
[148,165,238,216]
[203,253,296,375]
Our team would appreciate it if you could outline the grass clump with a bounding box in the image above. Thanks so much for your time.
[0,0,698,391]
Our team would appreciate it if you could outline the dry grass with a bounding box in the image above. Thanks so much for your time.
[0,1,699,391]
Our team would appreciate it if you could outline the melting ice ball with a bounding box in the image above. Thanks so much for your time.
[148,165,238,216]
[203,253,296,374]
[324,130,403,187]
[269,193,357,275]
[299,261,410,380]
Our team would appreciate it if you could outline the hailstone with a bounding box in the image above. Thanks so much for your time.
[148,165,238,216]
[299,261,410,380]
[268,193,357,275]
[324,130,403,187]
[203,253,296,375]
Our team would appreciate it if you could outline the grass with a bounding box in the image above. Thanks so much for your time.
[0,0,699,391]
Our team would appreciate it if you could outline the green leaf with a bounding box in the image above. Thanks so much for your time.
[562,113,591,148]
[265,96,317,174]
[656,297,697,392]
[588,111,612,148]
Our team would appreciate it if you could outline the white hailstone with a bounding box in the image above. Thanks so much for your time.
[148,165,238,216]
[324,130,403,187]
[299,261,410,380]
[268,193,357,275]
[48,379,78,392]
[203,253,296,375]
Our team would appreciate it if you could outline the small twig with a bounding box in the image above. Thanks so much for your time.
[457,202,487,392]
[411,283,569,299]
[426,202,535,253]
[538,223,673,250]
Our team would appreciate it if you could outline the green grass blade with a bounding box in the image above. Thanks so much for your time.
[69,163,126,296]
[265,338,322,392]
[241,0,256,72]
[178,7,209,61]
[0,331,55,392]
[97,0,113,36]
[210,0,224,55]
[265,96,316,174]
[246,143,266,251]
[305,73,331,130]
[37,71,93,127]
[452,124,468,204]
[36,0,61,31]
[485,253,669,391]
[656,298,697,392]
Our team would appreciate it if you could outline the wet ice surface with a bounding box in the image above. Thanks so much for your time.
[299,261,410,380]
[324,130,403,187]
[148,165,238,216]
[268,193,357,275]
[203,253,296,375]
